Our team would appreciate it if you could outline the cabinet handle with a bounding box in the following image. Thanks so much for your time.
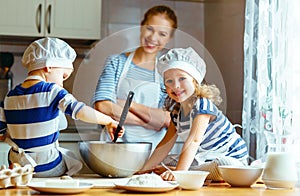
[46,4,52,34]
[35,4,42,33]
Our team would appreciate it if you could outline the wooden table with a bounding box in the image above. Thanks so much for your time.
[1,183,300,196]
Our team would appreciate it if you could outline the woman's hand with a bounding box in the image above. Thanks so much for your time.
[117,99,170,131]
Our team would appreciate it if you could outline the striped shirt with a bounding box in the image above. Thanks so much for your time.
[91,53,165,107]
[0,81,84,173]
[171,97,248,161]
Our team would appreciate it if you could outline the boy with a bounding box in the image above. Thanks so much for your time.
[0,37,124,177]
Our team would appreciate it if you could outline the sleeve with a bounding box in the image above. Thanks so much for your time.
[91,54,124,105]
[195,98,218,116]
[0,101,7,137]
[52,85,86,120]
[59,94,85,120]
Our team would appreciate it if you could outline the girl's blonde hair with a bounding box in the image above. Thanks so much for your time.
[164,79,222,112]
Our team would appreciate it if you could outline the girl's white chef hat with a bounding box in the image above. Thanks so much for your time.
[22,37,76,73]
[157,47,206,85]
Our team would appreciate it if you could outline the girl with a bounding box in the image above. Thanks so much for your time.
[93,5,177,149]
[139,47,248,181]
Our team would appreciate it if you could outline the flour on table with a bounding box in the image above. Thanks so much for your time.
[126,174,169,187]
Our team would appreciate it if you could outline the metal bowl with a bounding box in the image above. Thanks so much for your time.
[79,141,152,177]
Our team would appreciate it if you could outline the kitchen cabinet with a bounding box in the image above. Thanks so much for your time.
[0,0,101,40]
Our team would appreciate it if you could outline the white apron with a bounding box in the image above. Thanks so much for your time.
[100,52,166,149]
[6,75,82,176]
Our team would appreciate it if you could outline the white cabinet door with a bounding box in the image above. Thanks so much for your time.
[0,0,101,40]
[0,0,45,36]
[45,0,101,39]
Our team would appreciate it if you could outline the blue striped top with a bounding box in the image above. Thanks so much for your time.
[171,97,248,161]
[0,81,84,173]
[91,53,165,107]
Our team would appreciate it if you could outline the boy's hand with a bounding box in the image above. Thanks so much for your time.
[106,121,124,141]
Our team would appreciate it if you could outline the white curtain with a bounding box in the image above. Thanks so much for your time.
[242,0,300,161]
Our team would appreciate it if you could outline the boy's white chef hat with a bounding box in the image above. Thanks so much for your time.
[157,47,206,85]
[22,37,76,73]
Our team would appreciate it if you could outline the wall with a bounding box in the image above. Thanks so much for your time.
[204,0,245,129]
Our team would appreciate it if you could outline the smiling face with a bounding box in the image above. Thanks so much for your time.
[164,69,196,103]
[140,14,174,54]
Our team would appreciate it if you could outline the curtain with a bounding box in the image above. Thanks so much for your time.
[242,0,300,161]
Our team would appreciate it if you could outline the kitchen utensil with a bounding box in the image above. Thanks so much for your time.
[114,183,177,193]
[218,165,263,187]
[172,170,209,190]
[27,181,93,194]
[113,91,134,142]
[262,152,298,189]
[262,132,298,189]
[78,141,152,177]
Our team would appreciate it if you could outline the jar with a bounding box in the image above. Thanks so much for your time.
[262,131,298,189]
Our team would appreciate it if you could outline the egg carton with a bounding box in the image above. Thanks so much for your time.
[0,164,34,188]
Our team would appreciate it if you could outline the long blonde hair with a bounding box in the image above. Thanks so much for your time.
[164,79,222,112]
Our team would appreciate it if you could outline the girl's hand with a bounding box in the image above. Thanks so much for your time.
[135,165,172,175]
[134,169,153,175]
[160,170,175,181]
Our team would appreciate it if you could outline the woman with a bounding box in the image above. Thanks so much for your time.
[92,5,177,149]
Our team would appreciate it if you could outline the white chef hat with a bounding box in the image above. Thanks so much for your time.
[22,37,76,73]
[157,47,206,85]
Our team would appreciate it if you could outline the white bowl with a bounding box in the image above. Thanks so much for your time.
[218,165,263,187]
[172,170,209,190]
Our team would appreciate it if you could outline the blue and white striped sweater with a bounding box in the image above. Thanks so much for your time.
[91,53,165,107]
[0,81,84,172]
[172,97,248,161]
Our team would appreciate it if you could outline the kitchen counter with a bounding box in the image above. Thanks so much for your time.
[1,175,299,196]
